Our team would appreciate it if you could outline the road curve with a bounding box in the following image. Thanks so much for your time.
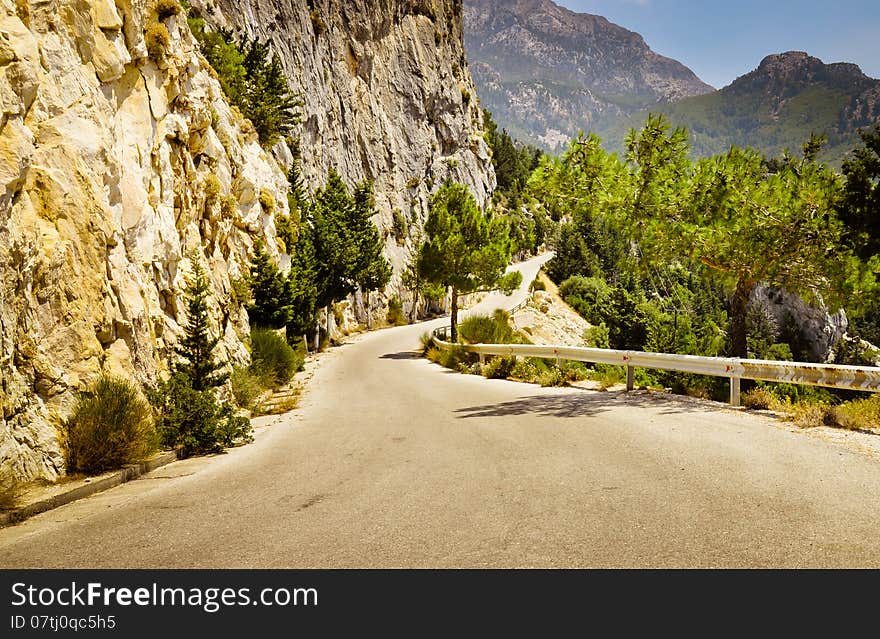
[3,254,880,568]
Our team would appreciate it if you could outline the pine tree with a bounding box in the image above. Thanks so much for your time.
[247,241,290,329]
[285,224,318,342]
[419,182,522,342]
[174,257,229,391]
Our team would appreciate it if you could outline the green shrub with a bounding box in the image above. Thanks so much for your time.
[419,331,434,354]
[483,356,517,380]
[66,376,158,475]
[530,278,546,292]
[230,366,264,411]
[538,367,567,387]
[742,387,776,410]
[145,22,170,59]
[387,296,407,326]
[559,361,590,383]
[510,358,540,383]
[459,310,516,345]
[249,328,302,388]
[831,395,880,431]
[591,365,624,391]
[154,0,181,20]
[786,400,836,429]
[149,373,253,457]
[0,468,21,511]
[583,323,610,349]
[427,344,476,370]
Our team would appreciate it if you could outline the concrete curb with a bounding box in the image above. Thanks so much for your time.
[0,451,178,529]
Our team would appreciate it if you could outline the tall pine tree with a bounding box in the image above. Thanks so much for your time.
[174,257,229,391]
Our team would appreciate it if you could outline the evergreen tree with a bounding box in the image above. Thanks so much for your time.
[247,241,290,329]
[173,257,228,391]
[351,180,392,293]
[310,171,390,310]
[285,224,319,342]
[840,124,880,260]
[419,182,522,342]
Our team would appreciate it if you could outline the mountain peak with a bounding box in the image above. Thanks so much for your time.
[464,0,712,151]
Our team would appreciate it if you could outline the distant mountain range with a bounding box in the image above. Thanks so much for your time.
[610,51,880,165]
[464,0,880,165]
[463,0,713,150]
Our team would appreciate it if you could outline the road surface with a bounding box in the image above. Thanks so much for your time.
[3,254,880,568]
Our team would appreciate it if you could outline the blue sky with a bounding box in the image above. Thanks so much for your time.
[557,0,880,88]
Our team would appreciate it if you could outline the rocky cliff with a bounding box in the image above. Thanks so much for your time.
[194,0,496,274]
[0,0,289,481]
[464,0,713,151]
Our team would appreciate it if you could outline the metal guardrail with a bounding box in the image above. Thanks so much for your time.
[431,328,880,407]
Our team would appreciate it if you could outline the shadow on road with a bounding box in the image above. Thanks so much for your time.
[379,351,422,361]
[454,390,716,420]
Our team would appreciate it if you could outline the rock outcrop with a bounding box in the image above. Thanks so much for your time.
[193,0,496,275]
[751,286,848,363]
[0,0,289,481]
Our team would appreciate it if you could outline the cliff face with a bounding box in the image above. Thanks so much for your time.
[0,0,288,481]
[195,0,496,271]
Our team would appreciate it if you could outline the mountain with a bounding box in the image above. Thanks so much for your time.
[464,0,713,151]
[607,51,880,165]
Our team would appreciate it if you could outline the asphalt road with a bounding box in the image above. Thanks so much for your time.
[3,254,880,568]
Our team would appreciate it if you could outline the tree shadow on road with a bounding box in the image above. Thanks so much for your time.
[454,390,723,420]
[379,351,421,360]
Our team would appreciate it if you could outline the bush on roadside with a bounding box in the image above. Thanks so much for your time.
[65,377,158,475]
[742,388,777,410]
[483,356,517,380]
[419,332,434,355]
[387,296,407,326]
[459,310,517,345]
[250,329,302,389]
[150,373,253,457]
[830,395,880,431]
[230,366,265,411]
[0,468,21,511]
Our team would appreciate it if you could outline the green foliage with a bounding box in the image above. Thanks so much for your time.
[386,296,407,326]
[149,373,253,458]
[309,171,391,311]
[483,109,544,197]
[392,209,407,245]
[145,22,170,59]
[483,356,517,380]
[840,124,880,260]
[247,242,290,329]
[65,377,158,475]
[459,310,518,345]
[174,258,228,391]
[0,470,20,511]
[188,16,301,147]
[230,366,265,411]
[742,388,776,410]
[154,0,181,20]
[249,329,302,389]
[832,394,880,431]
[419,182,522,341]
[530,277,546,292]
[427,344,477,371]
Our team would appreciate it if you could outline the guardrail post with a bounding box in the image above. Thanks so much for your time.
[626,365,635,392]
[479,353,486,365]
[730,376,741,407]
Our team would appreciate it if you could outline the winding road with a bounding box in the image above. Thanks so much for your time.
[3,254,880,568]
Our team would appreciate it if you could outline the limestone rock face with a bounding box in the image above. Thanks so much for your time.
[751,286,848,364]
[0,0,288,481]
[192,0,496,274]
